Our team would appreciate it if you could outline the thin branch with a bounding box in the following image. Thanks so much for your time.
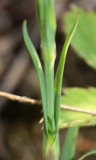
[0,91,96,116]
[60,104,96,116]
[0,91,41,105]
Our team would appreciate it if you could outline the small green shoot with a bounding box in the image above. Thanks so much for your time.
[0,0,96,159]
[23,0,79,159]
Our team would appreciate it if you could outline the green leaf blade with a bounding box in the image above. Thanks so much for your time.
[59,87,96,129]
[61,127,78,160]
[78,149,96,160]
[23,20,48,132]
[64,7,96,69]
[54,16,79,129]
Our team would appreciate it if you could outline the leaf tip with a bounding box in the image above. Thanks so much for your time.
[23,19,27,32]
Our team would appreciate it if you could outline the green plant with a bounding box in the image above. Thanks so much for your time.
[1,1,96,160]
[23,0,79,159]
[22,1,96,159]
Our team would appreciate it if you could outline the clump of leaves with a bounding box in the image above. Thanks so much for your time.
[1,1,96,160]
[23,0,79,159]
[22,1,96,160]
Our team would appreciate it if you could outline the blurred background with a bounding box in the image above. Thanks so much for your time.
[0,0,96,159]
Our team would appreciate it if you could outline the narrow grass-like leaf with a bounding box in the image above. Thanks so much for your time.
[59,87,96,129]
[78,149,96,160]
[36,0,56,62]
[23,20,48,132]
[54,16,79,128]
[61,127,78,160]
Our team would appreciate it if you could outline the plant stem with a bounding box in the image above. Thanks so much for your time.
[43,129,60,160]
[44,58,60,159]
[45,61,55,130]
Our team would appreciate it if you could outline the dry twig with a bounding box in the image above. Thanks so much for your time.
[0,91,41,105]
[0,91,96,116]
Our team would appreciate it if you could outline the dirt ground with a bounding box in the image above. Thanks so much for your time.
[0,0,96,159]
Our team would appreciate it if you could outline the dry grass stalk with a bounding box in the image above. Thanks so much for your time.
[0,91,96,116]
